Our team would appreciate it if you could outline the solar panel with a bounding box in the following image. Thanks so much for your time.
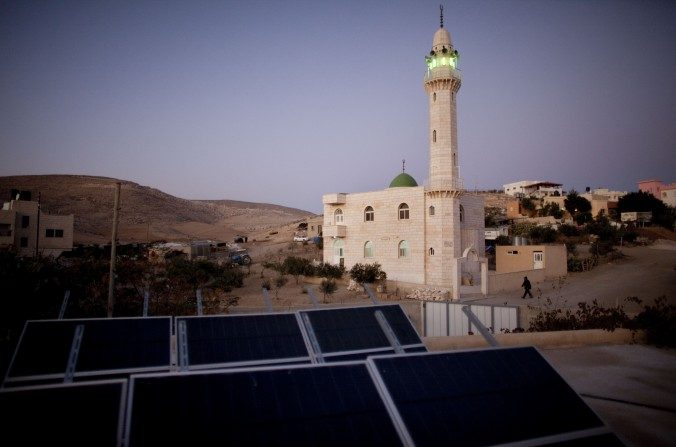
[126,363,405,446]
[4,317,171,384]
[0,379,126,446]
[299,304,425,361]
[368,347,615,446]
[175,313,312,369]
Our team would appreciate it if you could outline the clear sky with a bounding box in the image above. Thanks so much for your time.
[1,0,675,213]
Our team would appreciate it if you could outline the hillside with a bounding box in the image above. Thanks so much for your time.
[0,175,315,244]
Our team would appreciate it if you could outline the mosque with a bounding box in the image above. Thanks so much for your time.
[322,10,486,299]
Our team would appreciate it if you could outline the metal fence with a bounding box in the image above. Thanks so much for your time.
[422,301,520,337]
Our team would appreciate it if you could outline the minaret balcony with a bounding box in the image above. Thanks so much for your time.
[424,66,462,82]
[323,225,346,238]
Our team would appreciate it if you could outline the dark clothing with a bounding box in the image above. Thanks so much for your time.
[521,278,532,299]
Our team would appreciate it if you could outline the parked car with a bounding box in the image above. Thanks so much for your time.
[293,235,308,242]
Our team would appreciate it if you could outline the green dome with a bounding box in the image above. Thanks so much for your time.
[389,172,418,188]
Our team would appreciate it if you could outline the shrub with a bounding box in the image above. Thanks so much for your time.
[494,235,510,246]
[319,279,337,303]
[558,224,580,237]
[349,262,385,284]
[261,279,271,290]
[315,262,345,279]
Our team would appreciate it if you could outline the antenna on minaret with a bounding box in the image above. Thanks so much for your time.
[440,5,444,28]
[402,159,406,173]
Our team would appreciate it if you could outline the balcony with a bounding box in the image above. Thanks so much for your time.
[323,225,346,238]
[424,66,462,82]
[323,193,347,205]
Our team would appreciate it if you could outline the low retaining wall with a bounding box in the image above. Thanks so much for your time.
[424,328,645,351]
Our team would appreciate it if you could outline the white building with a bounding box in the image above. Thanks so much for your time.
[322,14,485,299]
[503,180,563,198]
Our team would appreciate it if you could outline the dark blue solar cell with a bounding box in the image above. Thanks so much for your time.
[301,305,423,354]
[7,318,171,380]
[176,314,310,368]
[127,363,403,446]
[0,380,125,447]
[370,347,605,447]
[545,433,625,446]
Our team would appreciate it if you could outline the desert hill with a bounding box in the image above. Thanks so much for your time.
[0,175,315,244]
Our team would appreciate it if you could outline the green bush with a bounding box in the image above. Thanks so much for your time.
[315,262,345,279]
[319,279,338,303]
[558,224,580,237]
[349,262,385,284]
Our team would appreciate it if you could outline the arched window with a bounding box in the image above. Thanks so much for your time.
[398,240,409,258]
[459,204,464,222]
[334,208,343,224]
[364,241,373,258]
[429,247,435,256]
[429,205,435,216]
[433,92,436,102]
[432,130,436,143]
[398,203,409,220]
[364,206,374,222]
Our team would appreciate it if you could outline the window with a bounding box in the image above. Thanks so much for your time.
[429,247,435,256]
[21,216,29,228]
[334,208,344,224]
[432,130,436,143]
[46,229,64,238]
[398,203,409,220]
[20,237,28,247]
[459,204,464,222]
[364,241,373,258]
[433,92,436,101]
[508,250,519,255]
[398,240,409,258]
[453,153,456,166]
[364,206,374,222]
[0,224,11,237]
[429,206,435,216]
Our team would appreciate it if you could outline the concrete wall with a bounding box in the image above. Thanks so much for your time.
[424,328,644,351]
[39,213,74,256]
[488,269,548,294]
[495,244,566,274]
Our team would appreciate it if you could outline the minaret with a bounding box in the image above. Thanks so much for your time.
[424,6,461,190]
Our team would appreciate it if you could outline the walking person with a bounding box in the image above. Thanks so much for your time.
[521,276,533,299]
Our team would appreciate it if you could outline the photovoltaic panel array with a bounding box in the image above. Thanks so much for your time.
[126,363,404,446]
[0,379,126,447]
[175,313,312,369]
[5,317,171,384]
[299,304,426,361]
[369,346,616,446]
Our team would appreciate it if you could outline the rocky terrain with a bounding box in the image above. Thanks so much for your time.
[0,175,315,244]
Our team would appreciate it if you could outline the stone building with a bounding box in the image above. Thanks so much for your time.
[322,14,485,299]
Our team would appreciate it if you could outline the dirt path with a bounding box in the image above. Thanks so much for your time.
[469,243,676,312]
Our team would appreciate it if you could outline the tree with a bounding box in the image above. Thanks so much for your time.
[564,191,592,224]
[538,202,563,219]
[319,279,337,303]
[282,256,313,284]
[273,275,288,299]
[349,263,385,284]
[520,197,537,217]
[618,191,675,230]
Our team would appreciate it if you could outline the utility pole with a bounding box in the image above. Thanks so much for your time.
[107,182,121,318]
[35,191,41,257]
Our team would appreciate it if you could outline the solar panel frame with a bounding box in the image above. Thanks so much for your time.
[0,378,127,447]
[125,361,409,446]
[366,346,615,447]
[174,311,314,370]
[3,316,172,384]
[298,304,426,362]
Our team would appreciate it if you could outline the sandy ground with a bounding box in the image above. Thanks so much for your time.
[220,239,676,316]
[542,345,676,447]
[467,241,676,313]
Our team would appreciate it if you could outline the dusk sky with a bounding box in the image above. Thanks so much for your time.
[1,0,675,213]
